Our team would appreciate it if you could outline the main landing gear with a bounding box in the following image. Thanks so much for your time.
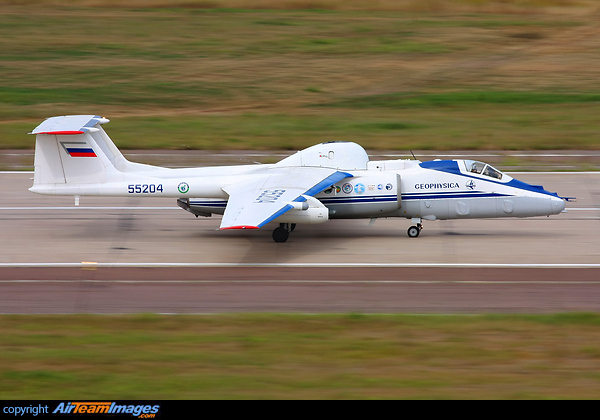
[407,218,423,238]
[272,223,296,243]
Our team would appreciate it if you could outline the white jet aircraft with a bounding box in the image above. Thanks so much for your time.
[29,115,568,242]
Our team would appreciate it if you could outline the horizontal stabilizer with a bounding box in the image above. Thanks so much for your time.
[30,115,109,135]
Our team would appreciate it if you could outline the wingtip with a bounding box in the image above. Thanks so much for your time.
[33,130,85,135]
[220,225,260,230]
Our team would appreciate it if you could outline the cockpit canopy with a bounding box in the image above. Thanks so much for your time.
[463,160,506,181]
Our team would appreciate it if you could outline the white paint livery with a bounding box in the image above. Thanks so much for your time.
[29,115,567,242]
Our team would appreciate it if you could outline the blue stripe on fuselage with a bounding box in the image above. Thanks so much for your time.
[190,200,227,208]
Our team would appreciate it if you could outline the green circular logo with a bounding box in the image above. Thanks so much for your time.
[178,182,190,194]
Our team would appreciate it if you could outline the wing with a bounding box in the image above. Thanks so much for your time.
[219,167,352,230]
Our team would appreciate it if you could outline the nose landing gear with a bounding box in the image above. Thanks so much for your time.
[407,218,423,238]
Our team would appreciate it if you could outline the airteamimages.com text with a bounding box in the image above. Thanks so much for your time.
[2,402,162,418]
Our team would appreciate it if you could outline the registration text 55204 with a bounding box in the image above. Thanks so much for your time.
[127,184,164,194]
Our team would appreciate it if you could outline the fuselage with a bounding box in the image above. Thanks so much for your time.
[181,157,565,221]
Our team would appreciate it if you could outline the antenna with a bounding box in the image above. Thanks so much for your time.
[410,150,417,160]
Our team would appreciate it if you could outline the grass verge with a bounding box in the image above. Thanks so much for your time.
[1,313,600,399]
[1,6,600,150]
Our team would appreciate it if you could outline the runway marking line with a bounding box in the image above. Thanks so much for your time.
[1,263,600,268]
[2,279,600,284]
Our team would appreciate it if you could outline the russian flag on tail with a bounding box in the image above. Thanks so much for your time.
[60,141,97,158]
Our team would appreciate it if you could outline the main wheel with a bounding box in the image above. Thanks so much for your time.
[272,226,290,243]
[407,226,420,238]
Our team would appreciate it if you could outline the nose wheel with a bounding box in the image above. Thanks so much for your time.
[407,222,423,238]
[272,223,296,243]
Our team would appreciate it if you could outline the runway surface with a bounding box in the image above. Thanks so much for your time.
[1,171,599,314]
[2,267,600,314]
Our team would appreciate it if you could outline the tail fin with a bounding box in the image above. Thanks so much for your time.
[29,115,158,191]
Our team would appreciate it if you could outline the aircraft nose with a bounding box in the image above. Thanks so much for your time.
[551,196,566,215]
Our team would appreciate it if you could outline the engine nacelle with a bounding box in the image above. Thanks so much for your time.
[277,206,329,224]
[277,196,329,224]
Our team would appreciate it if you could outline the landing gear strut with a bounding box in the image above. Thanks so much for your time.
[407,218,423,238]
[272,223,296,243]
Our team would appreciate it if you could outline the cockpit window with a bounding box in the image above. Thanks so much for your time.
[464,160,503,180]
[467,161,486,175]
[483,165,502,180]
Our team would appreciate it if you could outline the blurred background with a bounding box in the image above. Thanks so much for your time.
[1,0,600,400]
[1,0,600,161]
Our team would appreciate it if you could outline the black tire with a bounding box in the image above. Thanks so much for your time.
[272,227,290,243]
[407,226,420,238]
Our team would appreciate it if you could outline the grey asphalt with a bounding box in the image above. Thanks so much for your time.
[1,171,599,314]
[2,267,600,314]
